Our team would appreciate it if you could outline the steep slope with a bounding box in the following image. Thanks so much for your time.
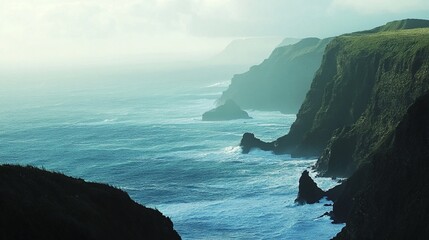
[332,92,429,239]
[0,165,181,240]
[241,19,429,177]
[209,37,286,66]
[302,28,429,177]
[277,37,302,47]
[219,37,332,113]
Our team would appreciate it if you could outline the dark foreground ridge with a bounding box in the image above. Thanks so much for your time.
[240,18,429,177]
[0,165,181,240]
[332,91,429,239]
[202,99,251,121]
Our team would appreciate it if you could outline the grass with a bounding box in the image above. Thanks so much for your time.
[337,28,429,57]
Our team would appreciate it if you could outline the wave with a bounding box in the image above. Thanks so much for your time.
[223,146,241,154]
[205,81,230,88]
[0,81,344,240]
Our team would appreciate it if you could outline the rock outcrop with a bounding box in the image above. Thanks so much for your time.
[240,133,273,153]
[294,169,346,205]
[295,170,325,204]
[0,165,181,240]
[241,19,429,178]
[218,37,332,113]
[202,99,251,121]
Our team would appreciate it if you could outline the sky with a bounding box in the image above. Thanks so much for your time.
[1,0,429,68]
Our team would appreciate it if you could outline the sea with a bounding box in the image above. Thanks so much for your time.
[0,70,344,239]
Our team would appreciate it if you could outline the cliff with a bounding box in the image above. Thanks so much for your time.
[0,165,181,240]
[304,27,429,177]
[241,19,429,177]
[235,18,429,239]
[218,37,332,113]
[209,37,286,67]
[332,92,429,239]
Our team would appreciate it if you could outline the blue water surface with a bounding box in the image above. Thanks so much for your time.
[0,77,344,239]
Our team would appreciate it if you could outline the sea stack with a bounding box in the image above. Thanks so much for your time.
[202,99,251,121]
[295,170,326,204]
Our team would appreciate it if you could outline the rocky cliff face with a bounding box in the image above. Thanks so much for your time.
[332,91,429,239]
[0,165,181,240]
[219,37,332,113]
[311,28,429,177]
[241,19,429,178]
[237,18,429,239]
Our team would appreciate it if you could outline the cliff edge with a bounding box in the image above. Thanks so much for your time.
[0,165,181,240]
[241,19,429,177]
[219,37,331,113]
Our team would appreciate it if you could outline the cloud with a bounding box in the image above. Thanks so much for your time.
[1,0,428,67]
[0,0,227,66]
[187,0,330,37]
[330,0,429,14]
[0,0,326,40]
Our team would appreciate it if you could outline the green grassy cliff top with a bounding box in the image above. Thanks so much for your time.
[367,18,429,33]
[335,28,429,58]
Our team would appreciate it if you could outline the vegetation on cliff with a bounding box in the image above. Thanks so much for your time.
[241,19,429,178]
[0,165,181,240]
[306,27,429,177]
[332,92,429,239]
[357,18,429,34]
[282,18,429,239]
[218,37,332,113]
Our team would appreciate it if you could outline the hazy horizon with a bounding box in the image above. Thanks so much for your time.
[2,2,429,239]
[2,0,429,69]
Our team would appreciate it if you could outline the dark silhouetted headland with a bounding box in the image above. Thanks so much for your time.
[0,165,181,240]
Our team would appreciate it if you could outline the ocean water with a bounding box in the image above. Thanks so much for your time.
[0,76,344,239]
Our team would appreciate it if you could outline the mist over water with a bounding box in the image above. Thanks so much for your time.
[2,1,429,239]
[0,68,343,239]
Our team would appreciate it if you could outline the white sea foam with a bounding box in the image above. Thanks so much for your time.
[103,118,117,123]
[205,81,230,88]
[223,146,241,154]
[0,80,344,240]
